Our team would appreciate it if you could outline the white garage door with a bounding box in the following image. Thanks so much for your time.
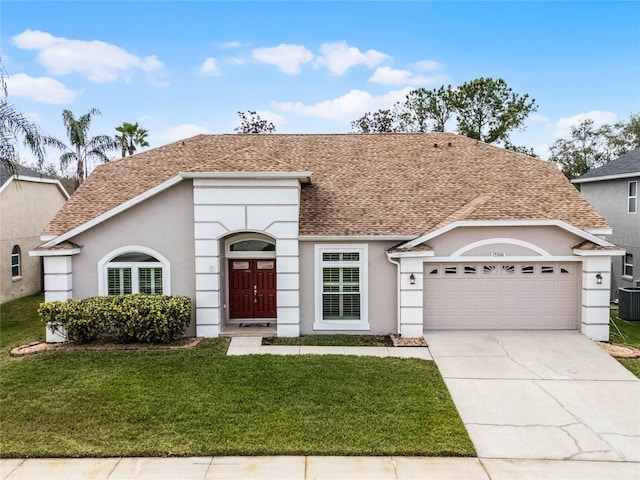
[424,262,579,330]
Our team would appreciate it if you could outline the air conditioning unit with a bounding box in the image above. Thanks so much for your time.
[619,288,640,321]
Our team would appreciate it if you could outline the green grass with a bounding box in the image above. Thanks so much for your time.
[263,334,390,346]
[0,295,474,458]
[609,308,640,378]
[0,293,45,356]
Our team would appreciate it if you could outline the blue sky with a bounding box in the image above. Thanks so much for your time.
[2,1,639,173]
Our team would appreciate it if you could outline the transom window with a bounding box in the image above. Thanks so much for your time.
[230,240,275,252]
[623,253,634,278]
[315,245,368,330]
[629,181,637,214]
[99,247,170,296]
[11,245,21,278]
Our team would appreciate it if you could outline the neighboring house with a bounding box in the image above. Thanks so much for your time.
[1,165,69,303]
[573,149,640,299]
[32,133,622,342]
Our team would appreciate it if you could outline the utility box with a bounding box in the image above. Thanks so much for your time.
[619,288,640,321]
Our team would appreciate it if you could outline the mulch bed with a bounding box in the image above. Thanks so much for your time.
[597,342,640,358]
[10,337,203,358]
[390,334,428,347]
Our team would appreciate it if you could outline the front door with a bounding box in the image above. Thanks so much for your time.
[228,259,277,319]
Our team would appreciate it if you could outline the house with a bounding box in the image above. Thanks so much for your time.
[573,149,640,299]
[1,164,69,303]
[32,133,623,342]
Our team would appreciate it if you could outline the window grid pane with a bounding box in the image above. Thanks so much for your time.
[108,268,132,295]
[139,267,163,295]
[322,264,360,320]
[11,245,21,277]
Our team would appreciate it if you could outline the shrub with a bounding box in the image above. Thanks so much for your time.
[39,295,192,344]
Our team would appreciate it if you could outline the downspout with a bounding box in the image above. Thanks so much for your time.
[386,251,401,335]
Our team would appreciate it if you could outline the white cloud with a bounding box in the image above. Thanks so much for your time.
[225,56,245,65]
[273,88,412,123]
[534,143,550,159]
[553,110,617,137]
[11,29,164,83]
[156,124,211,143]
[252,44,313,74]
[411,60,441,72]
[6,73,78,104]
[530,113,550,123]
[220,41,243,49]
[314,41,389,76]
[200,57,220,76]
[368,66,448,86]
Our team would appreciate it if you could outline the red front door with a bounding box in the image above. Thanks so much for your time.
[229,259,277,319]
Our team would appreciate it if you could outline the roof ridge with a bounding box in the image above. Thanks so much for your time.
[429,194,494,231]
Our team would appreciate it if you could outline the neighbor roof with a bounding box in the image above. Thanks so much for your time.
[573,148,640,183]
[0,163,43,186]
[43,133,608,238]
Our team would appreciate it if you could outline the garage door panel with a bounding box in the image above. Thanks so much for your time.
[424,262,579,330]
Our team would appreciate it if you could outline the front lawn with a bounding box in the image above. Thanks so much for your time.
[0,295,474,458]
[609,308,640,378]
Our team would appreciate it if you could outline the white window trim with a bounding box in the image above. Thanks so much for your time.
[97,246,171,295]
[225,233,276,259]
[628,180,637,214]
[11,245,21,279]
[314,244,369,331]
[622,253,634,280]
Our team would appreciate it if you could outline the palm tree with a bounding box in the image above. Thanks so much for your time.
[0,57,46,174]
[48,108,116,187]
[115,122,149,157]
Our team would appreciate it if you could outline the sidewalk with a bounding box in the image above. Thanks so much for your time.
[2,456,639,479]
[226,337,433,359]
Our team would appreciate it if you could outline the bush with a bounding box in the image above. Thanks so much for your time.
[39,295,192,344]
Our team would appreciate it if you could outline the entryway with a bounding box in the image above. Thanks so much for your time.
[228,258,276,322]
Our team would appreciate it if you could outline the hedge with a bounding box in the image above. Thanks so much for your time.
[39,294,192,344]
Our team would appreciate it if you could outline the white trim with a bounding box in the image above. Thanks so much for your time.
[43,175,183,248]
[300,235,415,242]
[573,248,625,257]
[182,171,312,184]
[399,219,615,250]
[628,180,637,214]
[386,250,435,259]
[314,244,369,331]
[30,248,81,257]
[450,238,552,257]
[572,172,640,184]
[0,175,69,198]
[97,246,171,295]
[585,228,613,235]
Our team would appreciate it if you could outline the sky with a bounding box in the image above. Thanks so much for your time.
[2,1,639,174]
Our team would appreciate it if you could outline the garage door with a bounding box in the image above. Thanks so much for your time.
[424,262,579,330]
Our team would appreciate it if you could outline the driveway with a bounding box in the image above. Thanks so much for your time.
[425,330,640,461]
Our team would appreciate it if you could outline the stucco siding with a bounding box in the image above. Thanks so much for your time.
[68,180,196,334]
[581,178,640,296]
[1,180,66,302]
[428,225,585,258]
[299,240,397,335]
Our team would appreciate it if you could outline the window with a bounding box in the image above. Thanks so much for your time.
[623,253,634,278]
[522,265,534,274]
[99,248,170,296]
[464,266,477,274]
[541,266,554,274]
[629,181,637,214]
[11,245,21,278]
[315,245,368,330]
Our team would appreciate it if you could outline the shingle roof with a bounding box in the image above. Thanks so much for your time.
[44,133,608,237]
[574,148,640,182]
[0,164,44,186]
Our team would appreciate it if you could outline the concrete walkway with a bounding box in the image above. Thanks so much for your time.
[226,336,433,360]
[2,456,639,479]
[425,330,640,462]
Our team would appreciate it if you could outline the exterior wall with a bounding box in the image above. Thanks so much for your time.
[0,180,66,303]
[581,178,640,297]
[299,240,397,335]
[428,225,583,257]
[68,181,196,334]
[192,178,300,337]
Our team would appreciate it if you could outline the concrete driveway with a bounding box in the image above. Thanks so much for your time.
[425,330,640,462]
